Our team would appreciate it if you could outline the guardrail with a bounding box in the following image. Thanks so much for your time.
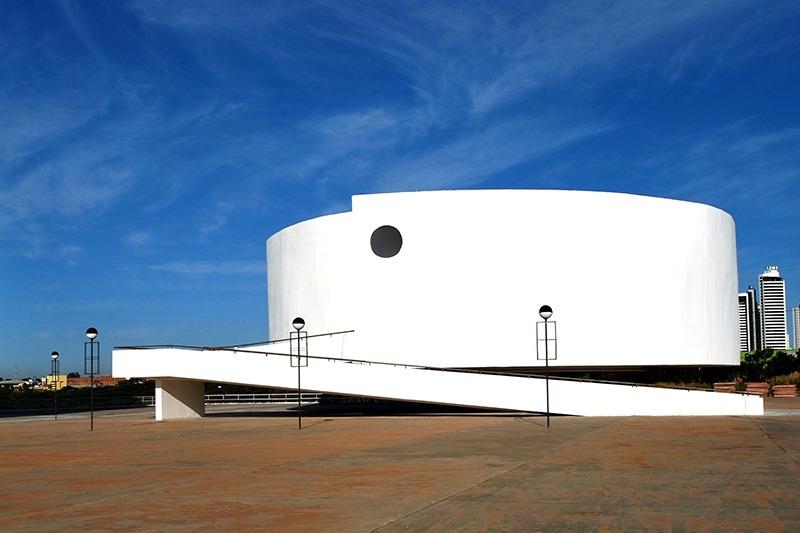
[135,393,323,406]
[205,393,322,404]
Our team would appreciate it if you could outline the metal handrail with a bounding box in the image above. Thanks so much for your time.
[114,334,747,395]
[115,329,356,352]
[205,392,322,403]
[218,330,356,348]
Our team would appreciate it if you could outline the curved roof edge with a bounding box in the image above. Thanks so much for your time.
[266,210,352,245]
[268,189,733,242]
[353,189,732,217]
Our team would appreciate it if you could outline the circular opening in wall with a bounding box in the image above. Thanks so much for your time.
[370,225,403,258]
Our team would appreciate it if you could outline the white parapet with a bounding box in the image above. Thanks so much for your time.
[155,378,206,421]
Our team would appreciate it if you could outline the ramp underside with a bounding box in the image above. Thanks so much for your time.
[112,339,762,418]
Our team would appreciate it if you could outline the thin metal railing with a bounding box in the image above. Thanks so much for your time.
[204,392,322,403]
[220,330,356,348]
[135,393,322,405]
[115,329,356,352]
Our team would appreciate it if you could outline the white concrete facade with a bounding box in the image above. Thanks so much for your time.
[268,190,740,369]
[113,189,753,419]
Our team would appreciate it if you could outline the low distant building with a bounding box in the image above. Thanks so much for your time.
[66,375,123,388]
[44,375,68,390]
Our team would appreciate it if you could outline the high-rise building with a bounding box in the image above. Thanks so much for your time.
[793,305,800,349]
[738,286,759,351]
[758,266,788,349]
[738,293,749,351]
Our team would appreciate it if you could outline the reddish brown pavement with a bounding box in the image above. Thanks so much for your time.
[1,402,798,531]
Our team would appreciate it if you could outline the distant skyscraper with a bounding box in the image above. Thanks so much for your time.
[758,266,788,349]
[738,286,759,351]
[793,306,800,349]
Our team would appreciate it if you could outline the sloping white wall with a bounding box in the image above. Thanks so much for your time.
[113,339,762,417]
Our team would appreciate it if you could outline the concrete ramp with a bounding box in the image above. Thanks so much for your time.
[113,336,762,420]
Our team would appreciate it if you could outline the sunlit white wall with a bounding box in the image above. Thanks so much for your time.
[267,190,739,368]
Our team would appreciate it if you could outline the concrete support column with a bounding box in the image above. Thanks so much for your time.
[155,379,205,421]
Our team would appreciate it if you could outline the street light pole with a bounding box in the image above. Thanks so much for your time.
[50,351,60,421]
[292,317,306,430]
[538,305,554,429]
[544,317,550,428]
[85,327,99,431]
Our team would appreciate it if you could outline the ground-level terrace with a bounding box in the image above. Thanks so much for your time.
[1,399,798,531]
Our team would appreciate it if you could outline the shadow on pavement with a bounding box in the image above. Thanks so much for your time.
[205,399,557,419]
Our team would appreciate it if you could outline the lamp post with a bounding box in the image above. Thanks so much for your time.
[84,327,99,431]
[291,317,306,430]
[538,305,553,429]
[50,351,60,420]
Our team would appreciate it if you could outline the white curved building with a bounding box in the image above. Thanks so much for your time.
[267,190,740,369]
[114,189,761,420]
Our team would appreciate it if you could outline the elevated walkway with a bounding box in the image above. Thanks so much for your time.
[112,333,762,420]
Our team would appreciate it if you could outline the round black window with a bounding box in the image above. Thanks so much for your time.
[370,225,403,258]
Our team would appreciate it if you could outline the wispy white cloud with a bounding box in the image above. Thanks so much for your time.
[649,124,800,213]
[128,0,290,33]
[376,119,614,191]
[466,1,765,115]
[727,128,800,156]
[57,0,106,62]
[125,231,152,246]
[4,0,796,256]
[662,39,699,84]
[0,78,252,253]
[149,260,264,275]
[199,200,238,235]
[35,299,122,313]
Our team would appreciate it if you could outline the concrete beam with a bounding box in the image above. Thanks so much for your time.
[155,379,205,421]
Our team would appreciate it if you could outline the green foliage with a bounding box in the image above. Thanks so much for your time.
[739,349,799,381]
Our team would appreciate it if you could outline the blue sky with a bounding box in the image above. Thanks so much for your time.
[1,0,799,376]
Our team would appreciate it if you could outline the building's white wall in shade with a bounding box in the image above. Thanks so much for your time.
[267,190,739,369]
[267,212,354,341]
[155,378,205,420]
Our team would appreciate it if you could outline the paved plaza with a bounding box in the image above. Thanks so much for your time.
[1,400,798,531]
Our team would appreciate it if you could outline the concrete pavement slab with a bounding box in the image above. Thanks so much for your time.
[0,402,798,531]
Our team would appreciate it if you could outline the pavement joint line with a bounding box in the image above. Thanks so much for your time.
[748,416,800,468]
[370,416,625,532]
